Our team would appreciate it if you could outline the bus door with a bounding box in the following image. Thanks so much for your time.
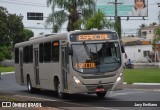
[61,45,69,90]
[20,50,24,84]
[34,49,40,86]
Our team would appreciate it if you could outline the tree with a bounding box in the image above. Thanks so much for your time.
[84,11,114,30]
[153,28,160,45]
[0,6,34,61]
[21,29,34,41]
[7,13,24,45]
[0,7,10,46]
[0,46,12,61]
[46,0,95,32]
[11,28,34,47]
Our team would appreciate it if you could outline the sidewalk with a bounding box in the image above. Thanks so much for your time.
[133,62,160,68]
[123,83,160,89]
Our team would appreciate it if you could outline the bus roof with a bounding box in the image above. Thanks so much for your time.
[15,33,68,48]
[15,30,117,48]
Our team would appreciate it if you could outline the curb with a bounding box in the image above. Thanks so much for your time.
[1,72,15,75]
[123,82,160,86]
[132,83,160,86]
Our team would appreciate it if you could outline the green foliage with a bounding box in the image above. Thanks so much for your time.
[7,14,24,45]
[0,46,12,61]
[153,28,160,45]
[84,11,114,30]
[0,7,10,46]
[0,6,34,61]
[12,28,34,45]
[46,0,95,32]
[22,29,34,41]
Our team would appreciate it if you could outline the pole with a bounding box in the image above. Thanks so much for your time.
[114,0,121,39]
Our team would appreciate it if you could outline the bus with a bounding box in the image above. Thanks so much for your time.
[14,30,124,98]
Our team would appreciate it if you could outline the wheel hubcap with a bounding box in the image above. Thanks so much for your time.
[28,81,31,91]
[58,84,62,97]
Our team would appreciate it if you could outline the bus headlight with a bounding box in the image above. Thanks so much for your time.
[116,77,121,82]
[73,76,82,84]
[116,73,123,82]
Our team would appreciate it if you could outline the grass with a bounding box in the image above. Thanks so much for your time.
[0,66,14,72]
[124,68,160,84]
[0,95,18,101]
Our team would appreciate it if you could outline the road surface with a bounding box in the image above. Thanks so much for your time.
[0,73,160,110]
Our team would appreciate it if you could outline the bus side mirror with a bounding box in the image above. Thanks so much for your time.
[120,40,125,53]
[67,47,73,56]
[121,46,125,53]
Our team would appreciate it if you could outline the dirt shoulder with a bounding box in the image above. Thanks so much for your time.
[0,93,60,110]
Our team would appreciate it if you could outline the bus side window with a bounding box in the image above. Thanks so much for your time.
[15,48,19,63]
[23,46,30,63]
[29,45,33,62]
[44,42,52,62]
[39,43,44,63]
[52,41,59,62]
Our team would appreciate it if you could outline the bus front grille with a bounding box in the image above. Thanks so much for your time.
[82,74,116,79]
[85,83,114,92]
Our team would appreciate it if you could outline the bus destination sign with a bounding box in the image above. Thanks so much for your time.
[75,63,96,69]
[77,34,109,41]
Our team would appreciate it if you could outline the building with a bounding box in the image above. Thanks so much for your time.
[122,24,160,63]
[122,37,153,63]
[141,25,160,40]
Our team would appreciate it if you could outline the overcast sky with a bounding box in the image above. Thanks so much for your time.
[0,0,160,36]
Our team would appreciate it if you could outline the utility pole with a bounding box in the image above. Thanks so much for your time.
[158,11,160,25]
[109,0,123,39]
[157,3,160,24]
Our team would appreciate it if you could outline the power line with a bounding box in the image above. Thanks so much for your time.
[0,0,47,7]
[6,0,46,6]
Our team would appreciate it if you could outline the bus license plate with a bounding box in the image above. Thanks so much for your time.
[95,88,105,92]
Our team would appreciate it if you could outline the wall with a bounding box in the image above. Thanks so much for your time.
[124,45,152,63]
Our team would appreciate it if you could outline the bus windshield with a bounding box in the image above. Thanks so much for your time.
[72,42,121,74]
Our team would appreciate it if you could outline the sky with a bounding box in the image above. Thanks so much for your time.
[0,0,160,36]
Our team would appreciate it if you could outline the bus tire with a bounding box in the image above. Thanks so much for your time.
[57,83,66,98]
[96,92,106,98]
[27,76,36,93]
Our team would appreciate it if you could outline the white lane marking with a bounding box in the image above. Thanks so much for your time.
[96,107,119,110]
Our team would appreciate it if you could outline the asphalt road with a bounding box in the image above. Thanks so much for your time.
[0,73,160,110]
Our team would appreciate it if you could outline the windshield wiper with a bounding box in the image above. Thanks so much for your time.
[83,42,92,58]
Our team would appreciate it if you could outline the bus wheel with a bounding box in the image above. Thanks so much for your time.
[96,92,106,98]
[57,84,65,98]
[27,77,35,93]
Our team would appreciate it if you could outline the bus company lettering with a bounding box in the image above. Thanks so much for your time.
[75,63,96,68]
[78,34,109,41]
